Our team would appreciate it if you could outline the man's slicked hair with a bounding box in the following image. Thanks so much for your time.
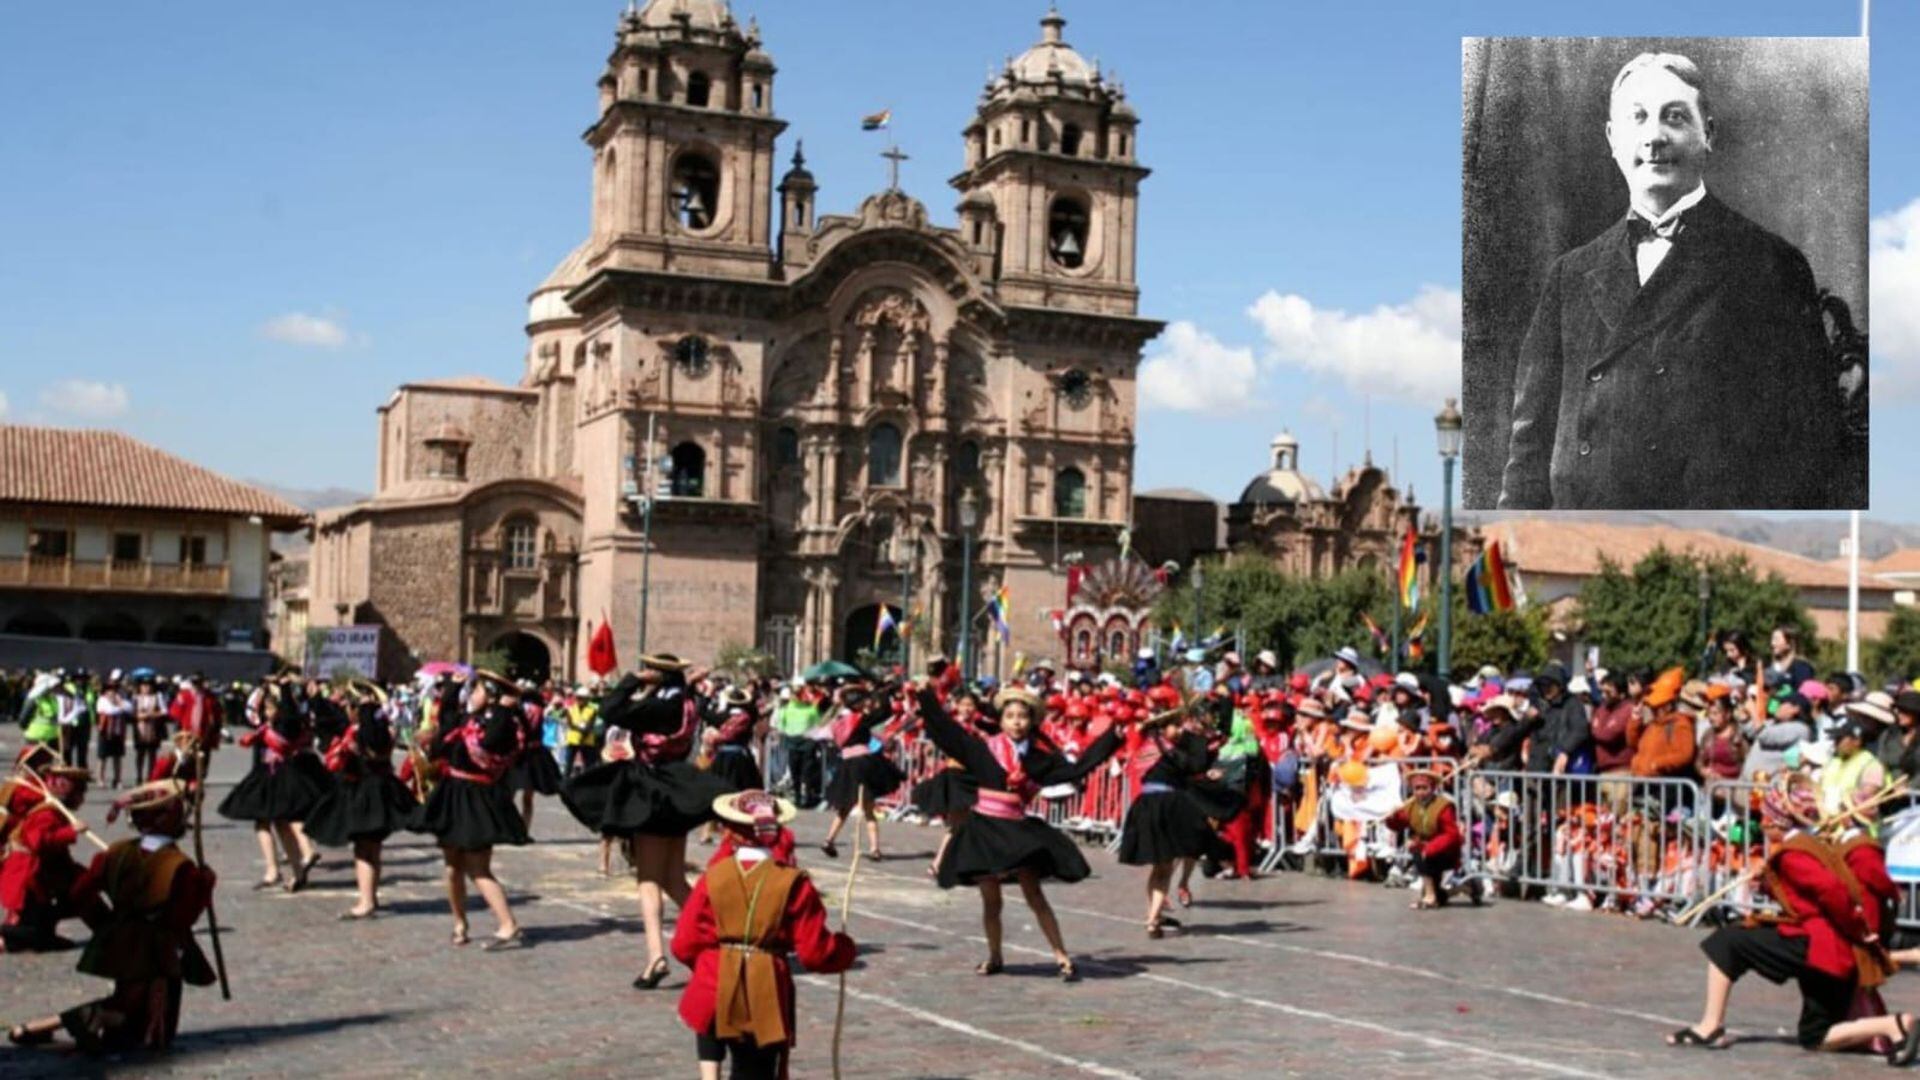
[1610,51,1712,122]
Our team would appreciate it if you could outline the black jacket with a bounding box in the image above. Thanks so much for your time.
[1500,194,1842,509]
[1524,692,1591,773]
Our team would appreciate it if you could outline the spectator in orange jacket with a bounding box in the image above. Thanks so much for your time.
[1630,670,1698,779]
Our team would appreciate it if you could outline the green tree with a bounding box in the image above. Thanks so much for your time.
[1446,593,1551,681]
[1871,606,1920,685]
[1576,546,1812,675]
[713,640,778,682]
[1149,555,1392,670]
[469,647,510,676]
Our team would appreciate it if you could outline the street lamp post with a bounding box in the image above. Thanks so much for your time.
[957,489,978,683]
[1434,399,1463,679]
[638,414,670,656]
[894,523,918,674]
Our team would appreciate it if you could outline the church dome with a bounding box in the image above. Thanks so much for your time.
[527,242,590,326]
[636,0,733,30]
[1008,8,1096,87]
[1239,431,1325,508]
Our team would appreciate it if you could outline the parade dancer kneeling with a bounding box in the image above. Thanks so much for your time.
[819,685,907,861]
[0,762,92,952]
[305,686,418,920]
[672,789,855,1080]
[562,654,731,989]
[7,779,216,1054]
[1118,705,1240,938]
[1384,767,1463,910]
[1670,774,1917,1061]
[916,685,1123,981]
[414,671,528,950]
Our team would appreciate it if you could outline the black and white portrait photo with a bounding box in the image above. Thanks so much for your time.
[1462,38,1868,511]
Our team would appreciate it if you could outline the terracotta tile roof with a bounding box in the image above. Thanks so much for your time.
[1492,517,1890,592]
[1865,548,1920,575]
[0,425,308,526]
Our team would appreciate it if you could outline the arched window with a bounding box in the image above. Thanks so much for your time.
[1047,196,1089,269]
[5,610,71,638]
[669,442,706,497]
[1054,467,1087,519]
[686,71,711,108]
[671,153,719,230]
[775,426,801,467]
[868,424,902,487]
[505,518,538,571]
[81,612,145,643]
[1061,123,1082,157]
[956,440,981,481]
[153,616,217,647]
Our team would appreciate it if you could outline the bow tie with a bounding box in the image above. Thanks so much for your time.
[1627,213,1686,245]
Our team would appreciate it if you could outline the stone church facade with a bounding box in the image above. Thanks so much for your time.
[311,2,1160,681]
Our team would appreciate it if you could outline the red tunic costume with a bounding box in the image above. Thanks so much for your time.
[60,837,217,1053]
[1384,792,1465,875]
[672,849,855,1077]
[0,794,84,947]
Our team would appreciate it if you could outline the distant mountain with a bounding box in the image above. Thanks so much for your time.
[249,482,366,556]
[1457,510,1920,562]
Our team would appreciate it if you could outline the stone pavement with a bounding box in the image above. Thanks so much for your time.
[0,745,1908,1077]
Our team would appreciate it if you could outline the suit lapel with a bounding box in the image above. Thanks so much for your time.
[1583,195,1727,375]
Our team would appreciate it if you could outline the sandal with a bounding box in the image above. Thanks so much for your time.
[251,878,283,891]
[974,958,1004,976]
[868,850,884,862]
[337,908,377,921]
[632,956,670,990]
[1058,959,1080,983]
[482,929,525,953]
[1177,885,1194,908]
[821,841,839,859]
[451,925,471,947]
[1892,1013,1920,1066]
[1665,1025,1726,1049]
[1147,921,1164,939]
[7,1024,53,1047]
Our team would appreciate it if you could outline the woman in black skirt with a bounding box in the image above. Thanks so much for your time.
[916,685,1124,982]
[561,654,729,989]
[819,686,907,861]
[218,680,330,892]
[305,686,418,920]
[415,671,528,950]
[909,690,992,878]
[500,681,563,830]
[702,687,765,792]
[1118,708,1242,937]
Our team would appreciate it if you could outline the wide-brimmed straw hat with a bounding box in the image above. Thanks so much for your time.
[639,653,692,672]
[997,686,1043,714]
[720,687,754,708]
[116,778,189,814]
[711,789,797,827]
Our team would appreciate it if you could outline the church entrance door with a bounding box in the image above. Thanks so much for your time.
[492,631,552,685]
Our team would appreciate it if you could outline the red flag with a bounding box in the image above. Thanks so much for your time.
[587,615,618,676]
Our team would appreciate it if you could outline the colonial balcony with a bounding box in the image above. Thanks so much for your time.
[0,554,231,595]
[464,547,576,622]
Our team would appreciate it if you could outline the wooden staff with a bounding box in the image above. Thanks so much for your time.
[1675,777,1912,927]
[192,746,233,1000]
[12,765,108,851]
[831,784,867,1080]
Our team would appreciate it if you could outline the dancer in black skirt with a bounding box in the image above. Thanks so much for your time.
[305,684,418,920]
[915,684,1124,981]
[1118,708,1242,938]
[217,680,329,892]
[820,685,907,861]
[703,687,765,793]
[909,690,993,879]
[415,671,527,950]
[561,653,729,989]
[501,681,562,830]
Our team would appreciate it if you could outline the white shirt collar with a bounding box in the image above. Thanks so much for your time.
[735,846,770,865]
[139,834,177,853]
[1633,182,1707,228]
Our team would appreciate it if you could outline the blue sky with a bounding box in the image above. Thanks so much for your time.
[1,1,1911,523]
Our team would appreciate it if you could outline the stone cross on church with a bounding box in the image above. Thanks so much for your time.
[881,145,908,191]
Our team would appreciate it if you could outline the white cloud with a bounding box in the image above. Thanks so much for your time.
[1246,284,1461,403]
[260,311,349,348]
[1137,321,1262,414]
[40,379,129,420]
[1871,198,1920,400]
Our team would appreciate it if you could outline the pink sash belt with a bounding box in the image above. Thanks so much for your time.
[974,789,1026,821]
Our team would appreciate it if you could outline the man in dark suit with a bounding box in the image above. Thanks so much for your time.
[1498,53,1841,509]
